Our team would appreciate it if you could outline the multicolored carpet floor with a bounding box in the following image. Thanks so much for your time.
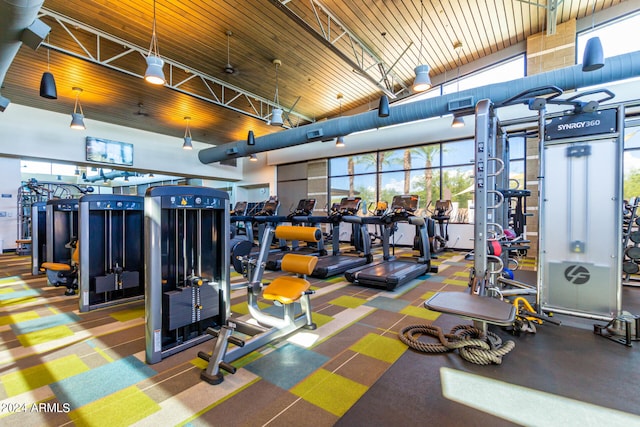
[0,250,534,426]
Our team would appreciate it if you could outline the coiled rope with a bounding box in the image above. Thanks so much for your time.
[398,324,516,365]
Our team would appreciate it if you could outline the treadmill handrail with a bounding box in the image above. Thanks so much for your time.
[252,215,289,224]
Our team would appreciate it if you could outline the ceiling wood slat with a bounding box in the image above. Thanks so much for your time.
[2,0,625,151]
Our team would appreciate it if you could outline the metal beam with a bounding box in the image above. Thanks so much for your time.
[38,8,314,126]
[515,0,565,35]
[271,0,410,98]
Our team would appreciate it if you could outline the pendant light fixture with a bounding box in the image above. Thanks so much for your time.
[182,116,193,150]
[39,35,57,99]
[412,0,431,92]
[70,87,86,130]
[378,95,390,117]
[451,115,465,128]
[145,0,166,85]
[451,41,465,128]
[224,30,235,74]
[582,0,604,72]
[247,130,256,146]
[270,59,283,126]
[249,153,258,162]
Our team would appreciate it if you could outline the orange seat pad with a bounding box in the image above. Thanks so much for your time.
[262,276,310,305]
[41,262,72,272]
[281,253,318,276]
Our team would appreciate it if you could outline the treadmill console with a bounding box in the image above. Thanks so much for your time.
[256,196,279,216]
[231,201,247,216]
[291,198,317,216]
[337,197,362,215]
[390,195,419,216]
[433,200,452,220]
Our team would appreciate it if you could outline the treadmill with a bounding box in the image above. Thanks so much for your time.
[345,195,432,291]
[264,198,323,271]
[308,197,373,278]
[230,201,252,241]
[229,197,283,273]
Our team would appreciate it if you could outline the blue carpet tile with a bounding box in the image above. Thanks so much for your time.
[11,312,81,335]
[244,343,329,390]
[50,355,157,409]
[423,275,447,282]
[365,296,410,312]
[0,289,40,301]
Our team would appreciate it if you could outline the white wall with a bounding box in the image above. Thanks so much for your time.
[386,222,474,250]
[0,158,21,251]
[0,104,246,249]
[235,153,276,204]
[0,104,243,180]
[241,154,276,190]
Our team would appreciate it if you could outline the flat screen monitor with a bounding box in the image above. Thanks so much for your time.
[86,136,133,166]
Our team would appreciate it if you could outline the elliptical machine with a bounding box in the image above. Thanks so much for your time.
[427,200,452,254]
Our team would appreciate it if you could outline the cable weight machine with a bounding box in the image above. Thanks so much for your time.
[145,186,229,364]
[78,195,145,312]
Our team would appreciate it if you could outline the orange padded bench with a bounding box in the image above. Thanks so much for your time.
[274,225,321,242]
[262,253,317,305]
[41,243,80,295]
[15,239,32,255]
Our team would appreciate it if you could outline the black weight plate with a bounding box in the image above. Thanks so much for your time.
[630,231,640,243]
[623,261,639,274]
[230,239,253,274]
[626,246,640,260]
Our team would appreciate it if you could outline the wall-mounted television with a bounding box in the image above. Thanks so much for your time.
[86,136,134,166]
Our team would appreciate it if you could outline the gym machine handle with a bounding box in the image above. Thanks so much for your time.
[487,190,504,210]
[487,157,505,177]
[497,85,563,107]
[487,255,504,275]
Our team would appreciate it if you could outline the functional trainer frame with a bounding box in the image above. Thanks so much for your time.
[145,186,229,364]
[78,194,145,312]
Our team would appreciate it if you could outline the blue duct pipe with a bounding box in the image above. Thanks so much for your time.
[0,0,46,111]
[199,51,640,164]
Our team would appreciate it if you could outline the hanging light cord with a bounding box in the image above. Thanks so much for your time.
[418,0,424,63]
[456,48,461,93]
[184,117,192,138]
[46,34,51,71]
[590,0,596,31]
[227,32,231,64]
[148,0,159,56]
[274,63,280,106]
[74,91,83,115]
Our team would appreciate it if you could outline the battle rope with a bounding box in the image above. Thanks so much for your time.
[398,324,516,365]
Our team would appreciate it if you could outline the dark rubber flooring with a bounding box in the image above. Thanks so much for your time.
[338,271,640,427]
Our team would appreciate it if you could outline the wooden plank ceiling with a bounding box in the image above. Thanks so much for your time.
[2,0,622,151]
